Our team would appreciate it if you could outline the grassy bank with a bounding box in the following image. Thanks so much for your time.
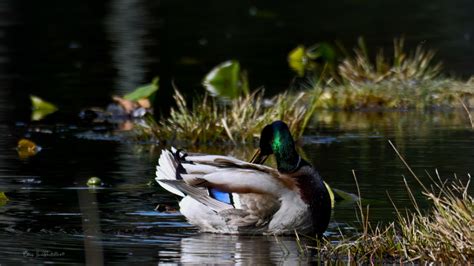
[139,80,473,144]
[314,171,473,263]
[139,89,319,144]
[304,141,474,263]
[133,38,474,144]
[313,78,474,110]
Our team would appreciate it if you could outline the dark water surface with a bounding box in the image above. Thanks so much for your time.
[0,0,473,264]
[0,111,472,264]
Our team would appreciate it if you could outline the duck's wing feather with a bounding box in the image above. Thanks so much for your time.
[158,179,233,212]
[181,168,289,196]
[157,149,288,197]
[181,154,288,195]
[185,155,279,175]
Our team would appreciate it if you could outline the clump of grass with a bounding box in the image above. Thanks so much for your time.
[316,173,472,263]
[337,38,442,84]
[308,141,474,263]
[314,79,474,109]
[308,38,474,110]
[136,78,474,143]
[132,38,473,144]
[143,89,317,144]
[395,175,472,262]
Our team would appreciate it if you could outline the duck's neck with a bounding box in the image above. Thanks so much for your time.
[274,148,300,173]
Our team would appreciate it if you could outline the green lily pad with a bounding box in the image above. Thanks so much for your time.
[324,181,336,208]
[203,60,248,99]
[123,77,160,101]
[0,192,9,207]
[30,95,58,121]
[332,188,360,203]
[288,45,306,77]
[288,43,337,77]
[248,7,278,19]
[87,177,102,187]
[325,182,361,208]
[306,42,336,62]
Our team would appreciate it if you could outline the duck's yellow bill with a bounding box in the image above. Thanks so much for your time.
[250,148,269,164]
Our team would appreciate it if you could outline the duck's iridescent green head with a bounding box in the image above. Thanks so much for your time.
[255,121,300,173]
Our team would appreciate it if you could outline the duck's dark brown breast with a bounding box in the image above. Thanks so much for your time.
[292,165,332,238]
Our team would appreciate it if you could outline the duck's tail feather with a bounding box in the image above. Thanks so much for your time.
[156,148,235,212]
[155,148,187,197]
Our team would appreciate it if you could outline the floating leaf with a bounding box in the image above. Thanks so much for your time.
[288,43,337,77]
[17,138,40,159]
[332,188,359,203]
[306,42,336,62]
[0,192,8,207]
[87,177,102,187]
[30,95,58,121]
[112,96,136,113]
[324,181,335,208]
[123,77,159,101]
[325,181,360,207]
[203,60,248,99]
[288,45,306,77]
[31,95,58,111]
[248,7,278,19]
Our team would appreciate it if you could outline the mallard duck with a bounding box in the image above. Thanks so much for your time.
[155,121,331,237]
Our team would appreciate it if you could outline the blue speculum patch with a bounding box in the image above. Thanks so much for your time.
[209,188,232,205]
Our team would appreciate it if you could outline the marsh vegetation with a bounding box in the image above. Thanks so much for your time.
[125,39,473,263]
[126,39,474,145]
[3,1,474,264]
[311,142,473,263]
[18,37,473,264]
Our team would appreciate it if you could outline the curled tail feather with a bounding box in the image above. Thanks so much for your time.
[156,148,186,197]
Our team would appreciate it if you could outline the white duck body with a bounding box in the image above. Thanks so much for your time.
[155,148,314,235]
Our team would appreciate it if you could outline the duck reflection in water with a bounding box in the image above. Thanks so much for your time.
[163,233,317,264]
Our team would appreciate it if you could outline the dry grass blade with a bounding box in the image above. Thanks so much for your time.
[388,140,428,192]
[458,97,474,129]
